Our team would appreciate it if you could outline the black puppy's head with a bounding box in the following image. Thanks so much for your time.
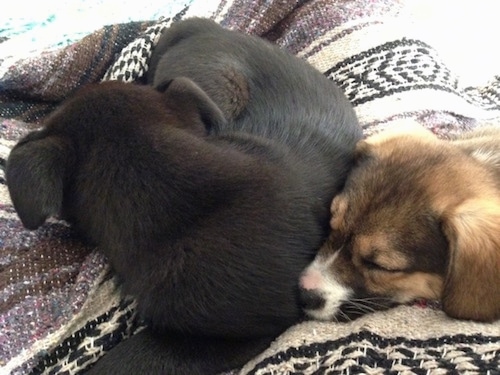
[6,78,226,230]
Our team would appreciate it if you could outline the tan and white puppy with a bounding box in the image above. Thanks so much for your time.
[300,122,500,322]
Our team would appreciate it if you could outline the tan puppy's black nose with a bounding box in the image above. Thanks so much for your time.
[299,286,325,311]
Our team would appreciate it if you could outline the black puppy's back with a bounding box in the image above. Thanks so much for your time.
[149,18,360,185]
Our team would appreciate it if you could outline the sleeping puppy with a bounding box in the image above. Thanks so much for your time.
[6,18,362,374]
[300,122,500,323]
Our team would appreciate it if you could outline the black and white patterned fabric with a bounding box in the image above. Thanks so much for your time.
[30,294,142,375]
[102,6,189,82]
[240,305,500,375]
[328,38,500,111]
[246,332,500,375]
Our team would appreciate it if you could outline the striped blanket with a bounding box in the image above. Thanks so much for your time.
[1,1,499,374]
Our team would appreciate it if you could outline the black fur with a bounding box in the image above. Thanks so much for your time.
[6,18,362,374]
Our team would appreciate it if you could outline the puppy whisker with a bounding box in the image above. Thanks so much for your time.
[349,297,392,309]
[343,302,376,314]
[336,309,352,322]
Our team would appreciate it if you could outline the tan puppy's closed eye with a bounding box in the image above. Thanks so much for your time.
[300,124,500,322]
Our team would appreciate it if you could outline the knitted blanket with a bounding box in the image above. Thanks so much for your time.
[1,1,499,374]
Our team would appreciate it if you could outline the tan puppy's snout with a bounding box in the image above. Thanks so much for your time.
[299,261,352,320]
[299,269,327,311]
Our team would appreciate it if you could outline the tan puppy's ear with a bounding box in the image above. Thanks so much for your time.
[441,199,500,322]
[353,140,374,163]
[330,195,348,232]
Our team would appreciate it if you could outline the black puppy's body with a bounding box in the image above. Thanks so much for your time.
[148,19,357,162]
[6,18,361,374]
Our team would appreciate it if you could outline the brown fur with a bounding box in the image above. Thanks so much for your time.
[300,123,500,322]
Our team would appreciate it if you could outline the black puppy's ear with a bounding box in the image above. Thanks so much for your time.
[160,77,226,135]
[6,133,73,229]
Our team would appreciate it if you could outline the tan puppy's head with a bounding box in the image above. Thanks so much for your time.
[300,123,500,322]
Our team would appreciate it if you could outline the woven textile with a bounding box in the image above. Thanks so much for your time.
[1,1,499,374]
[240,305,500,374]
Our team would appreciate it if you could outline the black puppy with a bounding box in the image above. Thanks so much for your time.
[6,18,361,374]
